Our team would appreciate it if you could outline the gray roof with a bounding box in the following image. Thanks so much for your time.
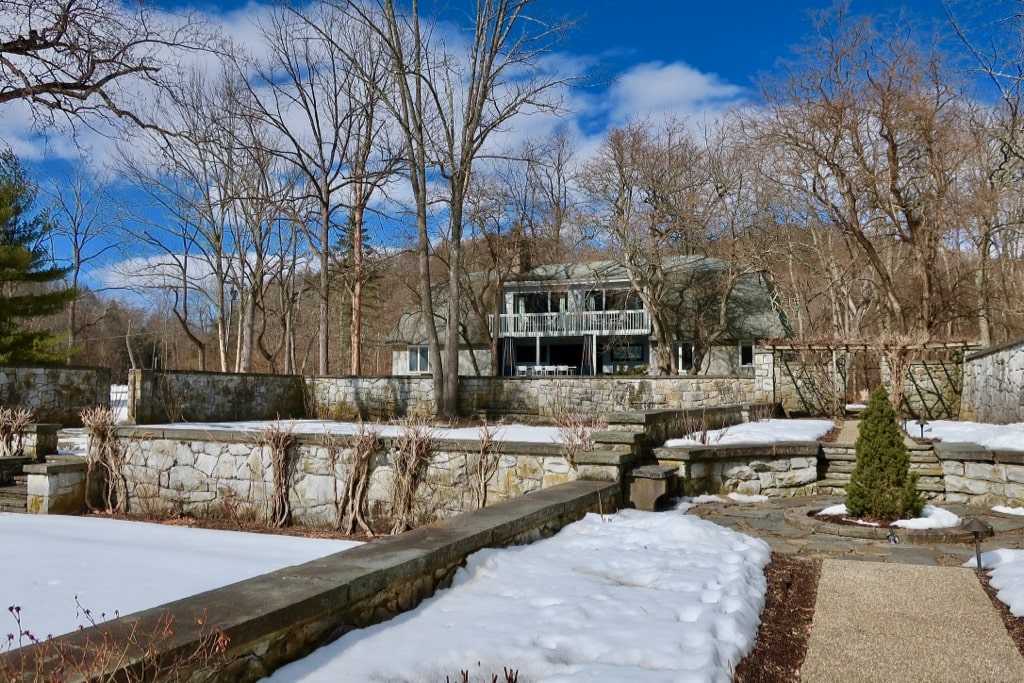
[509,254,714,286]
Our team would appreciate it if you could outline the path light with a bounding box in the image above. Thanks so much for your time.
[961,518,992,574]
[915,417,928,439]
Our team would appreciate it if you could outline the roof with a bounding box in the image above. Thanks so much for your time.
[508,254,716,286]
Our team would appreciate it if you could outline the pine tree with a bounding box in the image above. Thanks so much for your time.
[846,386,925,521]
[0,149,74,363]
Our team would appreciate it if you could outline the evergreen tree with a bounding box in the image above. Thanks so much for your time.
[0,149,74,363]
[846,386,925,521]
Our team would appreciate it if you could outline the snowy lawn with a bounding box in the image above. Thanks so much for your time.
[0,514,359,640]
[664,419,834,447]
[815,503,961,529]
[267,509,770,683]
[919,420,1024,451]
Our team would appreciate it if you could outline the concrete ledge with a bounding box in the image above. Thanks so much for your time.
[783,504,994,544]
[5,480,620,682]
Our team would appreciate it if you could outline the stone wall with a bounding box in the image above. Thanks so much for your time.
[961,339,1024,423]
[128,369,306,424]
[132,356,773,424]
[114,426,580,526]
[308,373,766,420]
[0,365,110,427]
[654,443,821,497]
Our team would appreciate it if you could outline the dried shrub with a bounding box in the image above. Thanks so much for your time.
[468,420,502,509]
[82,406,128,513]
[252,421,296,528]
[1,603,229,682]
[553,410,599,471]
[0,407,33,458]
[326,423,382,535]
[388,414,435,534]
[446,666,519,683]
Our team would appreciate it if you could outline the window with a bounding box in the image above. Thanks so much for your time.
[408,346,430,373]
[611,343,644,362]
[677,342,694,371]
[740,342,755,367]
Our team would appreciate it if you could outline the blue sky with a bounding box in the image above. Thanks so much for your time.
[0,0,978,295]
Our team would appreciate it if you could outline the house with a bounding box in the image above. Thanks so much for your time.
[388,255,790,377]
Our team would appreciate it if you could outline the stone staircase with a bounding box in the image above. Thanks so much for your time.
[819,442,946,498]
[0,456,34,513]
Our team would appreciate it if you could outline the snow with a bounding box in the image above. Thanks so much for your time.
[0,514,358,640]
[994,505,1024,517]
[110,384,129,424]
[663,419,834,447]
[919,420,1024,451]
[890,505,962,529]
[671,495,725,512]
[815,503,961,529]
[727,493,769,504]
[267,509,770,683]
[964,549,1024,617]
[127,419,567,444]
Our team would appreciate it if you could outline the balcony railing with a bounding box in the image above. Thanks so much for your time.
[490,309,652,338]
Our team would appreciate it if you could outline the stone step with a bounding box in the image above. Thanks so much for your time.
[0,483,28,512]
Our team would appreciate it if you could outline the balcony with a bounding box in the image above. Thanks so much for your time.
[491,309,652,338]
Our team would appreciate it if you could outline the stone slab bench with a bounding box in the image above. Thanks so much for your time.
[626,464,679,511]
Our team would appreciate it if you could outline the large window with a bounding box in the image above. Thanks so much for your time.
[408,345,430,373]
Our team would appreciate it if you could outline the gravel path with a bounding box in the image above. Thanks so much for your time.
[801,560,1024,682]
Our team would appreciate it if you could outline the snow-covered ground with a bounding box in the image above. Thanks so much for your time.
[0,514,358,640]
[267,509,770,683]
[966,549,1024,617]
[816,503,962,529]
[664,419,834,447]
[918,420,1024,451]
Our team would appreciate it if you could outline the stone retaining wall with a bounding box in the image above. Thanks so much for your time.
[654,443,821,497]
[114,426,584,527]
[5,480,619,683]
[960,339,1024,423]
[128,369,307,424]
[0,365,110,427]
[129,358,773,424]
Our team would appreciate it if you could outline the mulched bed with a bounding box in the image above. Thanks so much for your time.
[734,555,821,682]
[978,572,1024,658]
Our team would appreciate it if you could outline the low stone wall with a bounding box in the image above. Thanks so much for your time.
[934,442,1024,506]
[902,361,962,420]
[114,425,586,527]
[24,456,90,514]
[131,362,772,424]
[654,443,821,497]
[308,374,764,420]
[5,480,619,683]
[128,369,306,424]
[960,339,1024,424]
[0,365,110,427]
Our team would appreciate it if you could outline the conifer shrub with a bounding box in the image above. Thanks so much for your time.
[845,386,925,521]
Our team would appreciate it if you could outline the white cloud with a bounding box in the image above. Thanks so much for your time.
[605,60,747,126]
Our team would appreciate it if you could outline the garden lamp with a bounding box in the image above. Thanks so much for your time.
[915,417,927,439]
[961,517,992,574]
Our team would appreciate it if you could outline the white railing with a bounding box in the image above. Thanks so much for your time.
[490,309,651,338]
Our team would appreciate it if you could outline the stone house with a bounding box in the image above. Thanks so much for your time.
[388,255,790,377]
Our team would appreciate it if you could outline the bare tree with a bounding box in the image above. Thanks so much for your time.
[0,0,215,129]
[244,4,399,376]
[750,7,973,340]
[335,0,570,416]
[46,166,122,354]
